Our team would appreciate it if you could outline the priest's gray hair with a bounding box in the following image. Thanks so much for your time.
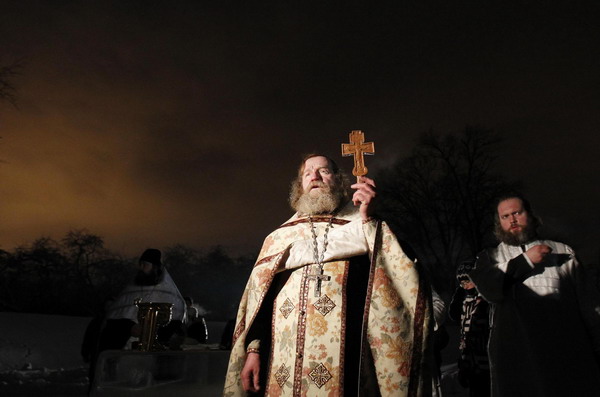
[288,153,350,212]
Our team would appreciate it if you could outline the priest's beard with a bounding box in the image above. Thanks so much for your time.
[134,267,164,286]
[291,181,345,215]
[495,222,538,246]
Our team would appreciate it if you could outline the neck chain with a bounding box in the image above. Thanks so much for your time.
[308,215,334,268]
[307,215,334,297]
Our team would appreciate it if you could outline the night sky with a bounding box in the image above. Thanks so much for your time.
[1,1,599,263]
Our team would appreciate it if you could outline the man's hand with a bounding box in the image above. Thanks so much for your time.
[241,353,261,393]
[351,176,376,221]
[525,244,553,264]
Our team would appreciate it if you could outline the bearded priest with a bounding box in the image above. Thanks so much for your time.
[223,154,433,397]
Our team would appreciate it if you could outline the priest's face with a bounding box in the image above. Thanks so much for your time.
[134,260,163,286]
[301,156,336,194]
[496,198,536,245]
[138,260,153,275]
[289,155,349,215]
[459,279,476,290]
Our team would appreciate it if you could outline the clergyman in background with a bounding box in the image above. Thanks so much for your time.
[449,261,490,397]
[469,193,600,396]
[98,248,187,352]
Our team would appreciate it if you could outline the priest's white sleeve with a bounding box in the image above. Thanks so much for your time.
[284,219,369,269]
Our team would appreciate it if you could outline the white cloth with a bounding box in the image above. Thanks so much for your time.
[106,268,187,323]
[284,218,369,269]
[431,289,446,332]
[470,239,600,397]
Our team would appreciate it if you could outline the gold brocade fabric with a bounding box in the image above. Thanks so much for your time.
[223,205,433,397]
[268,259,349,395]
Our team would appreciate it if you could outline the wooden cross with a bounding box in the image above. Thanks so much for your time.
[307,266,331,297]
[341,130,375,182]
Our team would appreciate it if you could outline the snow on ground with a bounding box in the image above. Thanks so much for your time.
[0,313,231,396]
[0,312,90,396]
[0,312,90,372]
[0,312,469,396]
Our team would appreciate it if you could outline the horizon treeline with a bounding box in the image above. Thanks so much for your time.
[1,127,526,313]
[0,230,254,321]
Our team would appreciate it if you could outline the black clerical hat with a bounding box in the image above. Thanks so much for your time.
[139,248,162,267]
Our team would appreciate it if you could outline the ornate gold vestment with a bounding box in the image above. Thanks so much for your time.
[224,205,432,396]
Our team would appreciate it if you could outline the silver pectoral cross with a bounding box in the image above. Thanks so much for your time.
[307,266,331,297]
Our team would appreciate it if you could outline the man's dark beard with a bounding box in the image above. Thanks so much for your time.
[495,222,538,246]
[134,267,164,286]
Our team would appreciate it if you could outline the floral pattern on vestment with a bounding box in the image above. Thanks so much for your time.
[224,207,432,397]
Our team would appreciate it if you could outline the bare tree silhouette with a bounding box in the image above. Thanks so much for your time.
[164,244,253,321]
[0,59,22,107]
[0,230,131,316]
[0,232,254,319]
[0,58,23,164]
[376,126,519,293]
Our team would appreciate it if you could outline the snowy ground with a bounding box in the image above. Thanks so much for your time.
[0,312,90,396]
[0,312,467,396]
